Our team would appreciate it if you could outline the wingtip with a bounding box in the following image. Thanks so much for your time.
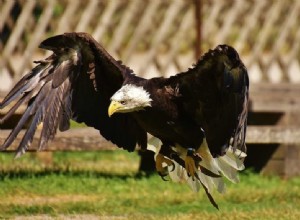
[39,32,90,50]
[39,35,60,49]
[39,34,71,50]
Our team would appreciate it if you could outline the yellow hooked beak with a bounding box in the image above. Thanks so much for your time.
[108,100,124,117]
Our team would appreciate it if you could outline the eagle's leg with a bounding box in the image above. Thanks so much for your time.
[155,153,174,180]
[185,148,202,178]
[157,143,220,178]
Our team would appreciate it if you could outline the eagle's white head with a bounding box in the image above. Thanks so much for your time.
[108,84,152,116]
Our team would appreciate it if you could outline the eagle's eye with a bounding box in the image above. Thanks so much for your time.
[120,100,127,105]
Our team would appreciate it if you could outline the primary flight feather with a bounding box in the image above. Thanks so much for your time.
[0,32,249,209]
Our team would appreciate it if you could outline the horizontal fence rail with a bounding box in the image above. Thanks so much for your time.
[1,126,300,152]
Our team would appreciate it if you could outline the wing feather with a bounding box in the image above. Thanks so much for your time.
[38,83,65,151]
[0,32,146,153]
[0,64,49,109]
[166,45,249,156]
[59,84,72,132]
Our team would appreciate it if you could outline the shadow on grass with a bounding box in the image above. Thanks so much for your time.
[0,168,156,180]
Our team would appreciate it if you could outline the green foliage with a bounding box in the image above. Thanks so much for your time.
[0,151,300,219]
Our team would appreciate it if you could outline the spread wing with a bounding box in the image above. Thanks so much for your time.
[0,32,146,156]
[167,45,249,157]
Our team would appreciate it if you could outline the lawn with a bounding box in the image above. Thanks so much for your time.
[0,150,300,219]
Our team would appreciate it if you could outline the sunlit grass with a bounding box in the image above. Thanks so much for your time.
[0,150,300,219]
[0,150,139,175]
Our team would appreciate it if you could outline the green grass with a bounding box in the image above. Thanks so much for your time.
[0,151,300,219]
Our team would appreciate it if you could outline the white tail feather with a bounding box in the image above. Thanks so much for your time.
[196,139,225,193]
[215,146,247,183]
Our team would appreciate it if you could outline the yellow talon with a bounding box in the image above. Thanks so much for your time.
[185,155,197,178]
[156,153,173,174]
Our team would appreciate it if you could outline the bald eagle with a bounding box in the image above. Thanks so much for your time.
[0,32,249,209]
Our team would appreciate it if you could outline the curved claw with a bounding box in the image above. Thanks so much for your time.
[168,161,175,172]
[155,153,174,178]
[158,171,169,181]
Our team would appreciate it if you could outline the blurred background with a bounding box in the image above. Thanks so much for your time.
[1,0,300,219]
[1,0,300,88]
